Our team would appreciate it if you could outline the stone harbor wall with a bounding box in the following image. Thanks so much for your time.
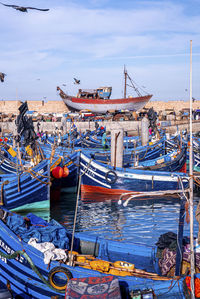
[0,99,200,114]
[0,100,69,114]
[145,100,200,112]
[1,119,200,136]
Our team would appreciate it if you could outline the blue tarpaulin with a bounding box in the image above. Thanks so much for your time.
[6,213,79,251]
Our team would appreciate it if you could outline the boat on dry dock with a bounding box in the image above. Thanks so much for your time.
[57,68,152,113]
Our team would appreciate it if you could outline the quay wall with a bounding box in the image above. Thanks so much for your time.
[1,119,200,135]
[0,100,68,114]
[145,100,200,112]
[1,99,200,114]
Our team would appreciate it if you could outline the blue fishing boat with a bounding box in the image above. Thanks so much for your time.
[0,141,79,192]
[80,152,189,195]
[82,136,167,167]
[132,144,187,172]
[0,208,187,298]
[89,139,186,171]
[0,159,50,211]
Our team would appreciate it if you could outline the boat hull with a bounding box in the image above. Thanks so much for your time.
[0,160,50,211]
[80,152,189,196]
[63,95,152,113]
[0,210,185,298]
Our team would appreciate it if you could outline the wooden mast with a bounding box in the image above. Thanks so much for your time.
[189,39,195,299]
[124,65,127,98]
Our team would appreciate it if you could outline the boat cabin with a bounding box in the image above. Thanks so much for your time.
[77,87,112,99]
[97,87,112,99]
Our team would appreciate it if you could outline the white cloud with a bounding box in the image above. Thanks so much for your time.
[0,0,199,101]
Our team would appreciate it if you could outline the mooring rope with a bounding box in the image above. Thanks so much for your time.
[69,157,93,266]
[0,180,9,205]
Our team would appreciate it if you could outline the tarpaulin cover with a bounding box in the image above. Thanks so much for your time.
[6,213,80,251]
[65,276,121,299]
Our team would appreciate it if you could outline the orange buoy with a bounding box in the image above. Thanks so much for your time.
[51,166,63,179]
[62,166,69,178]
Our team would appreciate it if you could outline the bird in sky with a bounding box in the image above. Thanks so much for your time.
[0,2,49,12]
[0,72,6,82]
[73,78,80,84]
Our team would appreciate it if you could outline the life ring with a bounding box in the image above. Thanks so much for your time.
[105,170,117,184]
[48,266,73,291]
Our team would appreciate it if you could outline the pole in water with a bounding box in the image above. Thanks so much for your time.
[111,128,124,168]
[189,39,195,299]
[141,114,149,146]
[175,195,186,276]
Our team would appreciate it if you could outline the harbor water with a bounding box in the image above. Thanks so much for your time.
[45,189,200,247]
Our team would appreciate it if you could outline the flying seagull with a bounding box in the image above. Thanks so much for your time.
[73,78,80,84]
[0,72,6,82]
[0,2,49,12]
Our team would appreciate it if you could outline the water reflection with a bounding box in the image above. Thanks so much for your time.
[15,189,200,248]
[50,190,200,246]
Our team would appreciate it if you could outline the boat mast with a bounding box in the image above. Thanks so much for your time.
[124,65,127,98]
[189,39,195,299]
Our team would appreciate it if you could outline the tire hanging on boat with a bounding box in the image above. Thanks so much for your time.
[105,170,118,184]
[48,266,73,291]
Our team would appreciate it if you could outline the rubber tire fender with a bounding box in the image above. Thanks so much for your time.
[105,170,118,184]
[48,266,73,291]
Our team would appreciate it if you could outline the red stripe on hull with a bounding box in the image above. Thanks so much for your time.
[81,185,180,201]
[70,95,152,105]
[81,184,139,195]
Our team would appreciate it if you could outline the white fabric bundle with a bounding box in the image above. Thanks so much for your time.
[28,238,68,264]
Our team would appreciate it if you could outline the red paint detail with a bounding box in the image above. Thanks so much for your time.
[179,162,187,173]
[70,95,152,105]
[88,276,113,284]
[51,166,63,179]
[81,184,139,195]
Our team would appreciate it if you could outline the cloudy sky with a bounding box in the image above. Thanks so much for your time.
[0,0,199,102]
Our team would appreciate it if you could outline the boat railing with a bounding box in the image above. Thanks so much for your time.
[118,188,190,207]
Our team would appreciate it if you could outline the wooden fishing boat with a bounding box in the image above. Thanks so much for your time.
[57,68,152,113]
[131,144,187,172]
[0,207,187,298]
[0,141,79,192]
[80,152,189,195]
[57,88,152,114]
[166,134,200,172]
[86,137,176,166]
[0,159,50,211]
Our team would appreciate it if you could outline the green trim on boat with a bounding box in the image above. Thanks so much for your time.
[11,200,50,212]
